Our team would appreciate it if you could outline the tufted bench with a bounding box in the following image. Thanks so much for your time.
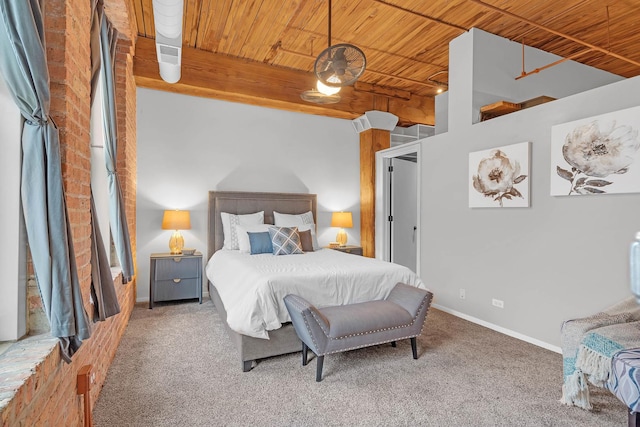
[610,348,640,427]
[283,282,433,381]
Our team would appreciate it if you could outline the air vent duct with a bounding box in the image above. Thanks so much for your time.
[152,0,183,83]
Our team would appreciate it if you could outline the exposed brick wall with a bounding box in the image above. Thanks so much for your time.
[48,0,93,303]
[116,41,138,271]
[0,0,137,425]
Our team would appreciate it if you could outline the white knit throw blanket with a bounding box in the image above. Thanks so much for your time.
[560,297,640,410]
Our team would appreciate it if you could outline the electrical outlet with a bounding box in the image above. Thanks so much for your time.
[492,298,504,308]
[459,288,466,300]
[90,372,96,384]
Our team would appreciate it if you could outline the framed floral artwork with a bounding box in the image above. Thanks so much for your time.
[469,141,530,208]
[550,105,640,196]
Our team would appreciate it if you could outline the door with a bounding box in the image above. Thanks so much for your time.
[389,156,417,272]
[374,142,421,275]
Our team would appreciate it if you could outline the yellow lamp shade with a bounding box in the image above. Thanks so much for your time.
[331,212,353,228]
[162,210,191,230]
[162,210,191,254]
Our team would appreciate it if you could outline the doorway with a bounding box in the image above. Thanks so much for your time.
[375,142,421,275]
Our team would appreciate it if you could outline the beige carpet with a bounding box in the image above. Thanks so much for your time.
[93,299,627,426]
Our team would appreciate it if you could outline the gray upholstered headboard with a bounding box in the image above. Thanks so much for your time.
[207,191,317,261]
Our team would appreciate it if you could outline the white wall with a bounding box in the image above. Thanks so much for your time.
[470,28,623,124]
[424,29,640,349]
[0,71,26,340]
[434,92,448,134]
[136,89,361,302]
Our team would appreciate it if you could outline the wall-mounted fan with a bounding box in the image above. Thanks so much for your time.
[313,0,366,88]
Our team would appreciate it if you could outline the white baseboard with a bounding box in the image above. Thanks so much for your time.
[432,304,562,354]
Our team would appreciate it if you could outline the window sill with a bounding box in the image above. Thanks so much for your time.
[0,267,124,422]
[0,334,58,413]
[0,343,12,357]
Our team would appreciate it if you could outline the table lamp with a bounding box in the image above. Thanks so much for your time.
[331,211,353,247]
[162,210,191,254]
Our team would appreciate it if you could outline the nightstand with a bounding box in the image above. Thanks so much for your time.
[149,252,203,309]
[326,245,363,256]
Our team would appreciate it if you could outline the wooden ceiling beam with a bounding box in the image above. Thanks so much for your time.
[354,81,411,100]
[133,37,434,125]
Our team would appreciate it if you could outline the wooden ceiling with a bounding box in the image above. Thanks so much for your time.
[128,0,640,125]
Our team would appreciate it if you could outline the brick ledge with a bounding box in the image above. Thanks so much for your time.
[0,267,124,424]
[0,334,58,416]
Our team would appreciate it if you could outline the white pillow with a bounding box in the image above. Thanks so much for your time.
[236,224,273,253]
[273,211,319,250]
[274,211,314,226]
[220,211,264,250]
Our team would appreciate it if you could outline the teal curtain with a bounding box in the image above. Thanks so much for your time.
[99,11,135,283]
[90,0,120,321]
[0,0,91,362]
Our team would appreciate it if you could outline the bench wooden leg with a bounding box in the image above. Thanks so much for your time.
[411,337,417,359]
[391,341,396,347]
[302,342,308,366]
[316,355,324,382]
[630,410,640,427]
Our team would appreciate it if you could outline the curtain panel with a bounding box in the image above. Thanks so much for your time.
[89,190,120,321]
[99,11,135,284]
[90,0,120,321]
[0,0,91,362]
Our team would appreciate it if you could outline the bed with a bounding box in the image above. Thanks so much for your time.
[206,190,426,371]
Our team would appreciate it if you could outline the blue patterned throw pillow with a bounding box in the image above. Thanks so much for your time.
[268,226,303,255]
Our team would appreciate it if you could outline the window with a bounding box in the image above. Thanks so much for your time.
[0,70,27,342]
[90,70,113,265]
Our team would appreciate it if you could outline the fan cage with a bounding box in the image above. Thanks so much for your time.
[314,43,366,88]
[300,89,341,104]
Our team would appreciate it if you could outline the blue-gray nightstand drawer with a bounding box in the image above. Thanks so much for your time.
[154,278,200,302]
[155,257,199,280]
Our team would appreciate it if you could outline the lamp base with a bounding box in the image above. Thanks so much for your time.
[336,229,348,247]
[169,231,184,254]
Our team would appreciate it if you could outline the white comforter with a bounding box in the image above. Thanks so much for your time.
[205,248,426,339]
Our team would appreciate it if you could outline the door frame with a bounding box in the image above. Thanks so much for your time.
[375,141,421,275]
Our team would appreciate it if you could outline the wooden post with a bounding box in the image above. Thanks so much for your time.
[77,365,93,427]
[354,110,397,258]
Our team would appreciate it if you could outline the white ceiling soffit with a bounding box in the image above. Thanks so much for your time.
[152,0,183,83]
